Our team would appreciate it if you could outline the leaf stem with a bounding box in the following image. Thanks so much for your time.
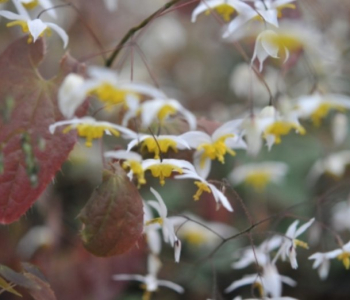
[105,0,182,68]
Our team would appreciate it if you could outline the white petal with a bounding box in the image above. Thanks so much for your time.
[157,280,185,293]
[225,274,258,293]
[150,187,168,217]
[104,150,142,162]
[45,22,69,48]
[112,274,145,282]
[0,11,26,20]
[180,131,211,148]
[295,218,315,237]
[27,19,47,43]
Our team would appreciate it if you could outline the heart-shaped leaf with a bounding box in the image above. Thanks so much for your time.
[78,164,144,257]
[0,37,86,224]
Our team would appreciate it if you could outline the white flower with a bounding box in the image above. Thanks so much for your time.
[141,99,196,130]
[113,254,184,297]
[58,74,94,119]
[170,213,236,248]
[241,106,305,154]
[309,241,350,280]
[229,161,288,191]
[308,252,331,280]
[225,263,296,297]
[307,151,350,184]
[223,0,296,37]
[294,93,350,126]
[146,188,182,262]
[181,119,245,178]
[143,201,162,255]
[331,200,350,232]
[274,218,315,269]
[232,236,283,269]
[191,0,254,23]
[175,170,234,212]
[104,150,146,186]
[126,134,190,160]
[0,1,68,47]
[141,158,196,186]
[49,117,135,147]
[19,0,58,18]
[332,113,348,146]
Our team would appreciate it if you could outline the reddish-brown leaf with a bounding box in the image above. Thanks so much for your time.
[78,164,144,257]
[0,37,85,224]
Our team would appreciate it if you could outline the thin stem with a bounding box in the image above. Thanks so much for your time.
[105,0,182,67]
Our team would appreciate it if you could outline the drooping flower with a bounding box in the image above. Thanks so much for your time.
[229,161,288,191]
[223,0,296,37]
[0,1,68,46]
[241,106,305,154]
[294,93,350,126]
[225,263,296,297]
[175,170,233,212]
[309,241,350,279]
[113,254,184,300]
[140,99,197,130]
[141,158,196,186]
[191,0,254,23]
[127,134,190,160]
[232,236,283,269]
[145,188,181,262]
[49,117,135,147]
[181,119,246,178]
[274,218,315,269]
[104,150,146,187]
[143,201,162,255]
[307,151,350,184]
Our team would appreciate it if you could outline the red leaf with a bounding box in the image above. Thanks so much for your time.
[0,37,85,224]
[78,164,144,257]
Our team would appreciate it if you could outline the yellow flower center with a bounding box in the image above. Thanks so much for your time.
[7,20,52,44]
[145,217,164,226]
[89,83,134,110]
[145,163,183,186]
[141,137,178,159]
[193,181,211,201]
[183,231,207,246]
[157,105,177,122]
[122,160,146,187]
[277,3,296,18]
[0,0,8,3]
[337,252,350,270]
[244,172,272,191]
[205,4,235,22]
[311,103,346,126]
[63,124,120,147]
[264,121,306,144]
[21,0,39,9]
[141,289,152,300]
[197,134,236,168]
[294,239,309,249]
[264,32,303,53]
[253,282,264,298]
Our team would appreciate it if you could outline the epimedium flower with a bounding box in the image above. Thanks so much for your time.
[126,134,190,160]
[191,0,254,23]
[309,241,350,280]
[294,93,350,126]
[113,254,184,300]
[181,119,246,178]
[104,150,146,187]
[225,263,296,298]
[307,151,350,184]
[175,169,233,212]
[145,188,182,262]
[223,0,296,38]
[141,158,196,186]
[140,98,197,131]
[274,218,315,269]
[0,0,68,46]
[229,161,289,191]
[49,117,135,147]
[1,0,57,18]
[143,201,162,255]
[241,106,305,155]
[252,29,303,71]
[232,236,283,269]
